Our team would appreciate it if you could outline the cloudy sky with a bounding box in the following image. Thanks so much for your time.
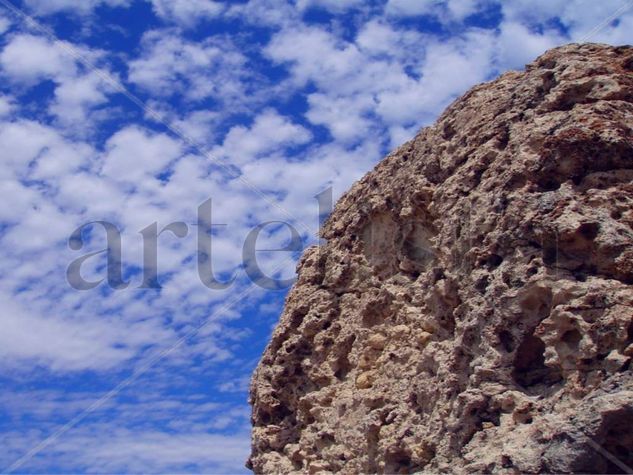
[0,0,631,472]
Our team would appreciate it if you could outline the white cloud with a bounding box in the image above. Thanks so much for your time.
[0,34,76,82]
[128,29,251,105]
[356,20,411,56]
[496,21,566,70]
[148,0,225,27]
[56,171,125,216]
[213,109,311,165]
[0,15,10,35]
[22,0,131,15]
[266,21,497,146]
[218,375,250,393]
[378,30,496,121]
[589,13,633,44]
[0,387,251,472]
[446,0,485,20]
[0,120,92,181]
[0,293,136,371]
[170,109,221,144]
[50,71,116,129]
[0,120,61,177]
[266,26,363,91]
[0,180,38,223]
[101,126,182,182]
[306,93,375,143]
[1,200,75,252]
[296,0,364,13]
[226,0,299,27]
[498,0,633,44]
[0,35,117,131]
[66,430,249,473]
[385,0,437,17]
[385,0,487,21]
[498,0,567,24]
[0,94,14,117]
[32,140,93,181]
[2,425,250,473]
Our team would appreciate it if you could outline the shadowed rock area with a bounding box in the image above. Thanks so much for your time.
[248,43,633,474]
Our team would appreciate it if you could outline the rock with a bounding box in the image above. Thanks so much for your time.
[367,333,387,350]
[248,43,633,474]
[356,371,374,389]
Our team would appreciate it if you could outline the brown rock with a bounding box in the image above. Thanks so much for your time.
[248,43,633,474]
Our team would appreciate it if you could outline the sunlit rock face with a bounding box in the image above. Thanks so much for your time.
[248,43,633,474]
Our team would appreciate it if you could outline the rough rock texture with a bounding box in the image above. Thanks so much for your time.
[248,43,633,474]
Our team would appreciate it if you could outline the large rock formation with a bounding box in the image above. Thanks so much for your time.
[248,44,633,473]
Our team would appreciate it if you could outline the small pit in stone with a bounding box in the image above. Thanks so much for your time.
[561,328,582,350]
[487,254,504,269]
[499,330,515,352]
[513,333,562,388]
[578,222,600,240]
[403,222,436,268]
[536,176,562,192]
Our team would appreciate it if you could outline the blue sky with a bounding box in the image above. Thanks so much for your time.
[0,0,631,472]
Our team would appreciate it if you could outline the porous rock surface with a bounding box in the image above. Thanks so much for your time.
[248,44,633,474]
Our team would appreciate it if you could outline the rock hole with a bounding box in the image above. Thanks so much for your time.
[402,223,436,268]
[539,58,557,69]
[362,213,399,278]
[475,275,490,293]
[487,254,503,269]
[362,306,387,327]
[290,308,307,328]
[384,448,413,474]
[573,271,587,282]
[541,70,557,94]
[543,245,558,265]
[333,335,356,380]
[264,403,292,425]
[561,328,582,350]
[442,123,456,140]
[537,176,562,192]
[496,127,510,150]
[513,333,561,388]
[578,222,600,240]
[499,330,515,352]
